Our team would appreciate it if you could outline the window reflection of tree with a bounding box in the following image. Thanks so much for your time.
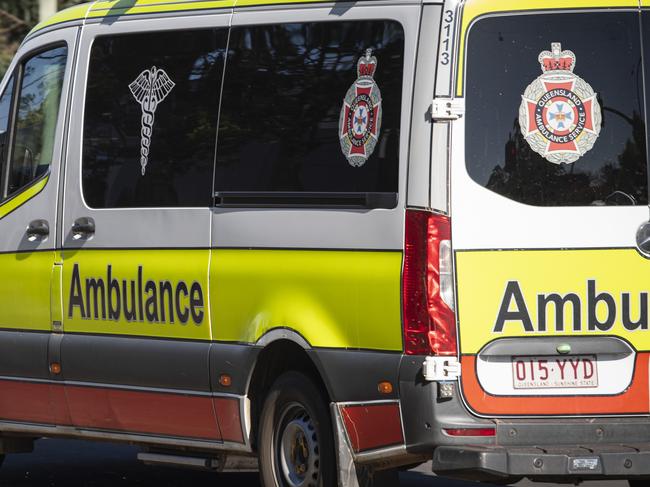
[216,21,403,194]
[488,103,647,206]
[9,49,66,194]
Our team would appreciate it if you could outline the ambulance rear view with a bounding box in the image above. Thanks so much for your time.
[426,0,650,483]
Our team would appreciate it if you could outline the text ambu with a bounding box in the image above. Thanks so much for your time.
[494,280,647,333]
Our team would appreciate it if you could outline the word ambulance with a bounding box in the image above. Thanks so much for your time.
[495,279,649,333]
[68,264,205,325]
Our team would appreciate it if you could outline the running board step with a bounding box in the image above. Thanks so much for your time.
[137,451,259,472]
[138,452,219,470]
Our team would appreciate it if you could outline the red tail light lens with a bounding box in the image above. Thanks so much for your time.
[443,428,496,437]
[403,210,457,356]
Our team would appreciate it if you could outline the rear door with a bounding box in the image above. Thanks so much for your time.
[452,4,650,416]
[60,15,229,439]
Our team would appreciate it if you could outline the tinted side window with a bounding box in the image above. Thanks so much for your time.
[215,21,404,196]
[465,12,647,206]
[6,46,67,197]
[83,29,228,208]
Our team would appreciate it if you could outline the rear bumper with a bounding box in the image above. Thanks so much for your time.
[432,444,650,481]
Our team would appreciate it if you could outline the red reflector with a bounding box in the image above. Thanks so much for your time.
[443,428,496,437]
[403,210,457,356]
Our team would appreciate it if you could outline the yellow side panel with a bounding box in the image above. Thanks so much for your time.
[456,249,650,354]
[456,0,639,96]
[211,250,403,351]
[235,0,327,6]
[31,0,337,34]
[87,0,235,18]
[30,4,91,35]
[62,249,211,340]
[0,251,54,332]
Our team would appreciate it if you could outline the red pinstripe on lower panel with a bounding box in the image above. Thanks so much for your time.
[213,397,244,444]
[340,403,404,453]
[0,380,69,425]
[66,385,222,440]
[0,379,225,441]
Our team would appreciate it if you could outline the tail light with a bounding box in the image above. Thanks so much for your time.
[443,428,496,437]
[402,210,457,356]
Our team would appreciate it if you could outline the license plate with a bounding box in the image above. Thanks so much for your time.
[512,355,598,389]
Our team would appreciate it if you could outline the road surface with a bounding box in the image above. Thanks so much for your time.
[0,439,630,487]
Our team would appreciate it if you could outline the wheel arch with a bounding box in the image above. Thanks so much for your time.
[246,329,334,450]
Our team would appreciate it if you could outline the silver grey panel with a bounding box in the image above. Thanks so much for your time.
[212,207,404,249]
[407,5,442,210]
[430,123,449,212]
[0,27,79,253]
[23,20,84,44]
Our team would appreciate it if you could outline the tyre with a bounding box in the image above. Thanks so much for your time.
[258,371,336,487]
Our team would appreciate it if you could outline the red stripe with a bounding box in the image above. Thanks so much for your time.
[66,385,222,440]
[0,380,225,441]
[214,397,244,443]
[340,403,403,453]
[0,380,68,425]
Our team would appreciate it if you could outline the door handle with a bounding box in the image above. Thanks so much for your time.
[637,221,650,256]
[26,219,49,241]
[72,217,95,240]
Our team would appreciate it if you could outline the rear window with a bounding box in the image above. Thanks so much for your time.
[465,12,647,206]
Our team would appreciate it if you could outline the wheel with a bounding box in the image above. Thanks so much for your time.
[258,371,336,487]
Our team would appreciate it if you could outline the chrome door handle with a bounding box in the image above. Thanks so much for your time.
[72,217,95,240]
[637,221,650,256]
[26,219,49,241]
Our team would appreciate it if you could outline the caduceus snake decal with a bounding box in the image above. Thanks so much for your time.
[129,66,175,175]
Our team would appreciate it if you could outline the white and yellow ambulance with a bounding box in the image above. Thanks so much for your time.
[0,0,648,485]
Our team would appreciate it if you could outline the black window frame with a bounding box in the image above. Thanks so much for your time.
[0,42,68,202]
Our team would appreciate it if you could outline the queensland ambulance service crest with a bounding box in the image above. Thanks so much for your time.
[519,43,601,164]
[339,49,382,167]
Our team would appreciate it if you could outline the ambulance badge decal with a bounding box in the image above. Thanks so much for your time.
[519,43,601,164]
[339,49,382,167]
[129,66,175,175]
